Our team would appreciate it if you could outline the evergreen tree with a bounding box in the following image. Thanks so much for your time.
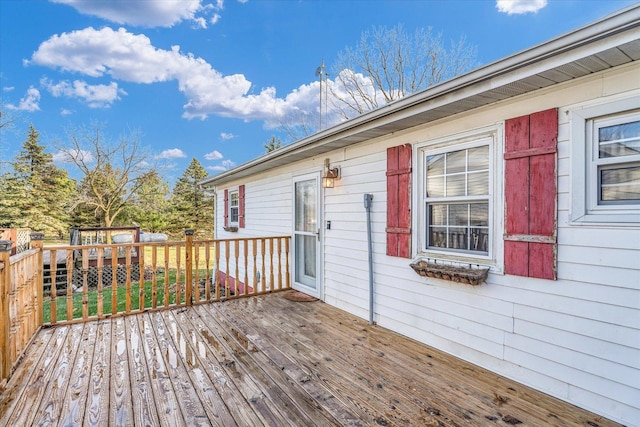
[264,136,282,152]
[0,124,76,235]
[169,158,214,238]
[124,170,171,232]
[0,172,24,227]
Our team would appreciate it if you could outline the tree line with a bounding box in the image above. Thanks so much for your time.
[0,124,214,240]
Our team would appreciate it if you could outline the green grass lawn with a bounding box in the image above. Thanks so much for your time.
[42,269,213,323]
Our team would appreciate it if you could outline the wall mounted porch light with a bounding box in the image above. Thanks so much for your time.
[322,158,340,188]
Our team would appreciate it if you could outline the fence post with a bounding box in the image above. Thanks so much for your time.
[30,233,45,327]
[185,229,194,306]
[0,240,12,382]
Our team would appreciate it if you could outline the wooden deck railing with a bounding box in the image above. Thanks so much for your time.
[0,231,291,384]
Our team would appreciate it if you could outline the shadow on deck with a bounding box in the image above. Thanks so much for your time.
[0,292,620,426]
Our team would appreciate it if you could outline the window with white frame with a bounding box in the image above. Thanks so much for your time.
[421,136,493,258]
[590,112,640,205]
[571,97,640,223]
[229,190,239,226]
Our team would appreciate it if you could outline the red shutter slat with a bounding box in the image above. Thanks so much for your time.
[223,189,229,228]
[528,109,558,280]
[529,109,557,237]
[505,114,531,277]
[505,115,530,236]
[386,144,412,258]
[504,108,557,280]
[239,185,245,228]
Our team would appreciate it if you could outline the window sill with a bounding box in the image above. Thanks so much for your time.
[223,226,238,233]
[410,259,489,286]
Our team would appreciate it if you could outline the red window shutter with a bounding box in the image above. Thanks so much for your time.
[386,144,412,258]
[504,108,557,280]
[239,185,245,228]
[223,189,229,228]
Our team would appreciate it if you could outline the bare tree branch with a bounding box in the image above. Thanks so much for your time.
[329,24,477,120]
[58,124,156,227]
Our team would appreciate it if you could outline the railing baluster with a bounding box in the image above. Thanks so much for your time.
[50,249,57,325]
[164,244,170,307]
[111,246,118,315]
[285,237,290,289]
[234,240,239,298]
[277,238,282,291]
[269,238,274,291]
[97,247,104,319]
[176,244,182,305]
[260,239,266,295]
[194,241,200,303]
[215,241,220,301]
[81,248,89,320]
[243,239,248,297]
[205,241,211,301]
[125,246,132,314]
[185,230,193,306]
[32,234,44,328]
[252,240,258,296]
[224,241,230,299]
[138,243,145,312]
[152,245,158,309]
[66,250,73,321]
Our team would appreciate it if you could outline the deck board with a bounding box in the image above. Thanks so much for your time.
[0,292,623,426]
[85,320,111,427]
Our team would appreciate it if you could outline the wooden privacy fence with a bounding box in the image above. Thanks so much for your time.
[0,231,291,384]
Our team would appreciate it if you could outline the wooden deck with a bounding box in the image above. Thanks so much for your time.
[0,292,619,426]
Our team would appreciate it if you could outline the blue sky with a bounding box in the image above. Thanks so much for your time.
[1,0,637,185]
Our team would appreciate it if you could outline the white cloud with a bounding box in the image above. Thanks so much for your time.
[207,159,235,171]
[50,0,213,28]
[42,78,126,108]
[28,26,336,130]
[5,87,40,111]
[496,0,547,14]
[2,86,14,92]
[220,132,235,140]
[52,149,94,163]
[157,148,187,159]
[192,17,207,29]
[60,108,73,116]
[204,150,223,160]
[29,27,294,121]
[221,159,235,169]
[210,14,221,25]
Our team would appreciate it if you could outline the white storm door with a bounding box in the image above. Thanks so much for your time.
[293,174,321,298]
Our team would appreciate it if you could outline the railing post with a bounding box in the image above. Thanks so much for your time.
[0,240,12,382]
[185,229,194,306]
[30,233,45,327]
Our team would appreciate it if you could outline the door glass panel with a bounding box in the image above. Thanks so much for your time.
[295,181,317,232]
[295,235,316,287]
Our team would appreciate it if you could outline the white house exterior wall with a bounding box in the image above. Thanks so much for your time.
[214,63,640,426]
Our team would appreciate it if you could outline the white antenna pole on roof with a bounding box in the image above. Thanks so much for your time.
[315,59,325,130]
